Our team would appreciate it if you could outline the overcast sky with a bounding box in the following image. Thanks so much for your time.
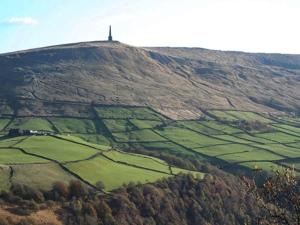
[0,0,299,54]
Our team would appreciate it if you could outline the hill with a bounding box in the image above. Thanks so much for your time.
[1,41,300,119]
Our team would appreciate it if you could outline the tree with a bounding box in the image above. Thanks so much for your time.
[243,168,300,225]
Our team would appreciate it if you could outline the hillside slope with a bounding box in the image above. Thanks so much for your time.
[1,41,300,119]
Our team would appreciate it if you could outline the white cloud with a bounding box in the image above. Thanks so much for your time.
[4,17,38,26]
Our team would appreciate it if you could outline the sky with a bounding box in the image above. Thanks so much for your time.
[0,0,300,54]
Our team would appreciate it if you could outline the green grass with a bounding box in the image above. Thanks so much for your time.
[102,119,135,132]
[0,136,28,148]
[171,167,205,178]
[103,150,170,173]
[272,124,300,135]
[49,118,97,133]
[193,144,256,157]
[157,127,228,148]
[11,163,77,191]
[0,148,48,164]
[16,136,98,162]
[178,121,224,135]
[130,119,163,129]
[239,161,281,171]
[0,165,11,192]
[212,134,251,144]
[286,142,300,149]
[56,134,111,151]
[233,133,276,144]
[255,132,300,143]
[140,142,195,156]
[208,110,238,121]
[95,106,165,120]
[251,144,300,158]
[226,111,273,123]
[219,149,284,162]
[200,121,242,134]
[72,134,111,146]
[8,118,54,131]
[66,156,171,191]
[112,129,166,142]
[0,118,11,131]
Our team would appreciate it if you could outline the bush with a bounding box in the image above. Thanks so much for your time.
[10,183,44,203]
[53,181,69,199]
[69,180,88,198]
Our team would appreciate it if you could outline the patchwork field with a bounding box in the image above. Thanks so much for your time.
[1,106,300,193]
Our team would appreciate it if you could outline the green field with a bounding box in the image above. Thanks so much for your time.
[255,132,300,143]
[8,118,55,131]
[0,148,48,164]
[157,127,228,148]
[0,166,11,192]
[11,163,77,191]
[112,129,166,142]
[102,119,135,132]
[130,119,163,129]
[16,136,99,162]
[49,118,97,133]
[95,106,165,120]
[200,121,242,134]
[0,118,11,131]
[65,156,172,191]
[208,110,238,121]
[179,121,224,135]
[1,107,300,192]
[103,150,171,173]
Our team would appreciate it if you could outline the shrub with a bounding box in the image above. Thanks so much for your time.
[53,181,69,199]
[69,180,88,198]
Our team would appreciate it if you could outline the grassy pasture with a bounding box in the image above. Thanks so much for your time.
[219,149,284,162]
[7,118,54,131]
[0,148,48,164]
[226,111,273,123]
[95,106,165,120]
[102,119,135,132]
[112,129,166,142]
[56,134,111,151]
[0,136,28,148]
[255,132,300,143]
[208,110,237,121]
[103,150,170,173]
[140,141,195,156]
[11,163,77,191]
[272,124,300,135]
[200,121,242,134]
[233,133,276,144]
[171,167,205,178]
[0,118,11,131]
[194,144,256,157]
[239,161,281,171]
[251,144,300,158]
[49,118,97,133]
[72,134,111,146]
[16,136,98,162]
[0,166,11,192]
[157,127,228,148]
[130,119,163,129]
[66,156,171,191]
[213,134,251,144]
[179,121,224,135]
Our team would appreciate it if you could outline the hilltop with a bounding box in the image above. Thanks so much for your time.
[1,41,300,119]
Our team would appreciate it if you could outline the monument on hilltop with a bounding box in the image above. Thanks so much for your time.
[108,25,113,41]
